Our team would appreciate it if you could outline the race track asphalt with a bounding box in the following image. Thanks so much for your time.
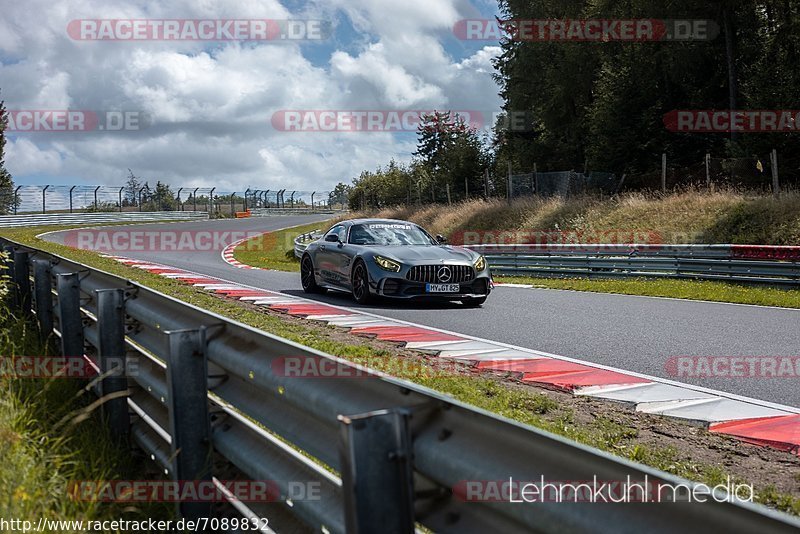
[41,216,800,408]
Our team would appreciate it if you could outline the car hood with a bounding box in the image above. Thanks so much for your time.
[367,245,477,263]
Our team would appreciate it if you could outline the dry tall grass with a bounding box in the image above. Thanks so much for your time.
[359,187,800,245]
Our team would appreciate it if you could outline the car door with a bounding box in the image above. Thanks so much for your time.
[317,225,348,286]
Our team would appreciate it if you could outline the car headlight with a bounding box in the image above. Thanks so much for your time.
[474,255,487,272]
[374,255,401,272]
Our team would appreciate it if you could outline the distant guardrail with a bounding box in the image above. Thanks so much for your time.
[3,238,798,533]
[293,231,321,258]
[251,208,342,217]
[464,243,800,286]
[0,211,209,228]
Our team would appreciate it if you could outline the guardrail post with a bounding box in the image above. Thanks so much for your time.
[13,251,31,315]
[96,289,130,443]
[33,259,54,342]
[165,328,212,521]
[338,409,415,534]
[56,273,84,359]
[2,245,17,307]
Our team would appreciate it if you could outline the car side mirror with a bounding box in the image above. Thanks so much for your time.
[325,234,340,243]
[436,234,448,244]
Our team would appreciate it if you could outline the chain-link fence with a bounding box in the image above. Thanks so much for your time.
[0,185,335,217]
[506,149,796,200]
[509,171,620,199]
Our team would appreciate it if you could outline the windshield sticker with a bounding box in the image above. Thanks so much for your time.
[368,224,412,230]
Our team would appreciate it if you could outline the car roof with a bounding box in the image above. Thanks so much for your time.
[339,218,418,226]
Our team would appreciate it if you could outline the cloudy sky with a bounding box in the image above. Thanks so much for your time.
[1,0,502,194]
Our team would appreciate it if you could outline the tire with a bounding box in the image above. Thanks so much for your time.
[301,255,326,294]
[351,261,373,304]
[461,296,487,307]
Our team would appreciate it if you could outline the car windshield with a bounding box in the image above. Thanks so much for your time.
[349,223,435,246]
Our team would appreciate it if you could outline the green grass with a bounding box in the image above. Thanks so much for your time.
[2,226,798,516]
[232,221,329,271]
[0,263,172,531]
[497,275,800,308]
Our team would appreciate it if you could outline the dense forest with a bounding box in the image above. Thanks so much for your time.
[345,1,800,209]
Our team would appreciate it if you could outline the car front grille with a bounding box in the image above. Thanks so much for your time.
[406,264,475,284]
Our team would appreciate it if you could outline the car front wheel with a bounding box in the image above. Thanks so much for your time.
[301,255,326,294]
[351,261,373,304]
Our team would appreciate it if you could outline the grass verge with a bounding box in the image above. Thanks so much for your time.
[0,261,172,531]
[1,225,798,516]
[232,221,330,272]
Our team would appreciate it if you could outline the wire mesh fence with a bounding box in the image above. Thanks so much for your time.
[0,185,334,216]
[509,171,620,199]
[506,149,796,200]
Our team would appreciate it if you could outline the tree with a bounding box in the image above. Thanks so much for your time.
[331,182,351,208]
[123,169,141,207]
[0,92,16,214]
[151,181,178,211]
[414,112,489,200]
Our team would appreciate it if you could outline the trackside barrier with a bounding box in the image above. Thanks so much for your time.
[465,244,800,286]
[0,211,209,228]
[1,237,799,533]
[294,231,321,259]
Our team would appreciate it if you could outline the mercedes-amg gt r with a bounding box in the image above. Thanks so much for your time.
[300,219,492,306]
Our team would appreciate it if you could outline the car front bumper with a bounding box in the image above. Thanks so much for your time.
[374,274,493,299]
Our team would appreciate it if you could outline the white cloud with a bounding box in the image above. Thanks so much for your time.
[1,0,501,193]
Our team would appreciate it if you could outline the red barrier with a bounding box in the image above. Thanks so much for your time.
[731,245,800,261]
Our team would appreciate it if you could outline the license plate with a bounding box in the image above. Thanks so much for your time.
[426,283,460,293]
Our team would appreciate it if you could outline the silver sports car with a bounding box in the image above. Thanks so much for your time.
[300,219,492,306]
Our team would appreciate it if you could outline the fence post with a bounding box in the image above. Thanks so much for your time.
[484,168,489,198]
[94,186,101,210]
[507,161,512,203]
[446,183,451,205]
[42,185,50,214]
[56,273,84,359]
[69,185,76,213]
[339,409,414,534]
[118,187,124,212]
[13,185,21,214]
[96,289,130,443]
[12,250,31,316]
[209,188,215,214]
[192,188,199,212]
[771,149,780,196]
[165,328,212,520]
[464,175,468,199]
[661,153,667,192]
[705,153,711,187]
[33,259,54,343]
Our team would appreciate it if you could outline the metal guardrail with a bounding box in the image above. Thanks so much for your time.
[0,211,209,228]
[466,244,800,286]
[293,231,321,259]
[251,208,343,217]
[1,239,799,533]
